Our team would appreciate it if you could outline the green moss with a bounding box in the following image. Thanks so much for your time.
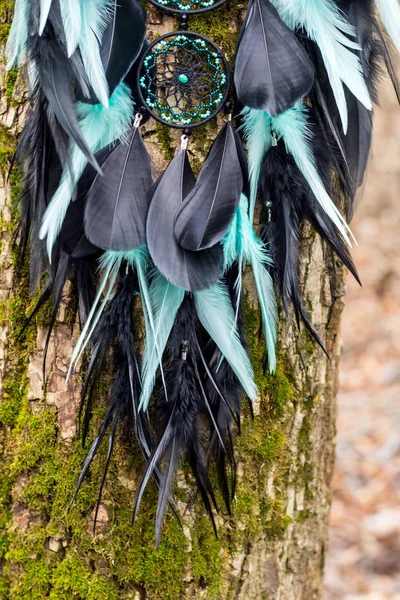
[156,123,175,162]
[5,69,18,104]
[0,124,15,177]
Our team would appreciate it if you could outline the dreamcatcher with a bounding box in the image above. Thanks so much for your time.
[5,0,400,542]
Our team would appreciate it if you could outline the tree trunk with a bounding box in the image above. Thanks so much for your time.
[0,6,345,599]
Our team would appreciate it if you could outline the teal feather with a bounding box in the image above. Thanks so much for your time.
[39,0,53,35]
[79,0,112,106]
[139,271,185,412]
[239,109,272,223]
[5,0,30,70]
[194,283,258,401]
[224,195,278,372]
[242,104,355,246]
[39,82,134,259]
[270,0,371,133]
[61,0,82,57]
[376,0,400,54]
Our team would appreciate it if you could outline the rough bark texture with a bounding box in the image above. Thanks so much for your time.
[0,6,345,599]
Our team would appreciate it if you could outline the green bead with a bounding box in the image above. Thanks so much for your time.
[178,73,189,85]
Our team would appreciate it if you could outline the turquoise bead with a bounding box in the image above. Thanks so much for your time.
[178,73,189,85]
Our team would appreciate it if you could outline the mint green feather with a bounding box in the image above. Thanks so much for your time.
[79,0,112,106]
[61,0,81,57]
[242,104,355,246]
[39,0,53,35]
[270,0,371,133]
[239,109,272,223]
[194,283,258,401]
[139,271,185,412]
[5,0,30,70]
[224,195,278,372]
[376,0,400,54]
[39,83,134,259]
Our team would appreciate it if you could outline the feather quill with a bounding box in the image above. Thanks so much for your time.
[39,82,134,258]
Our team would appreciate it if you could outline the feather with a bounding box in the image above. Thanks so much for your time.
[99,0,146,99]
[39,0,53,35]
[270,0,371,133]
[84,126,152,251]
[68,246,150,377]
[60,0,81,56]
[259,138,360,308]
[37,37,99,171]
[242,104,355,246]
[224,196,278,371]
[5,0,30,69]
[234,0,314,115]
[259,145,328,351]
[146,148,224,291]
[174,122,242,251]
[139,271,185,412]
[39,82,134,258]
[59,195,99,258]
[78,0,112,107]
[376,0,400,54]
[135,298,219,544]
[194,282,258,401]
[70,271,153,527]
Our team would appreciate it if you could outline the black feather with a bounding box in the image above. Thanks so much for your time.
[133,297,218,547]
[84,127,152,251]
[234,0,314,115]
[30,32,100,172]
[70,271,154,529]
[76,0,147,104]
[259,136,360,353]
[174,122,243,251]
[146,149,224,291]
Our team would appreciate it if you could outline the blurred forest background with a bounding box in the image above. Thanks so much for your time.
[324,81,400,599]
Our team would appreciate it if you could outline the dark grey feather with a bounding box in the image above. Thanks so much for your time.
[174,122,242,251]
[234,0,314,116]
[146,150,224,291]
[84,128,152,251]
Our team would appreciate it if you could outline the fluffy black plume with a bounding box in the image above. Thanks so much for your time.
[259,133,360,353]
[71,271,154,530]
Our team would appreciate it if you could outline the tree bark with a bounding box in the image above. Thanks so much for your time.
[0,6,345,599]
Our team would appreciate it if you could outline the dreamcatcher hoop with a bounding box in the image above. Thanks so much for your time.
[147,0,228,16]
[137,31,230,129]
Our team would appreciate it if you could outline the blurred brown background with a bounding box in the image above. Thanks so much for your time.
[324,81,400,599]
